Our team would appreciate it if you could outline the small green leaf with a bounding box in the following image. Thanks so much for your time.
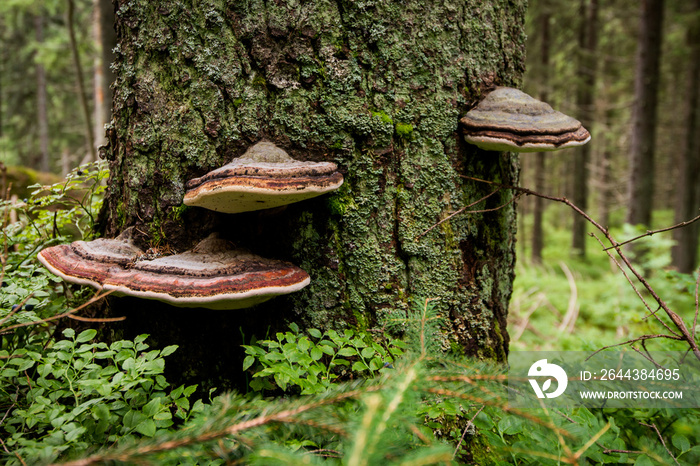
[361,347,376,359]
[337,347,357,357]
[135,419,156,437]
[352,361,368,372]
[308,328,322,339]
[310,347,323,361]
[160,345,178,357]
[672,433,690,453]
[242,355,255,371]
[76,329,97,343]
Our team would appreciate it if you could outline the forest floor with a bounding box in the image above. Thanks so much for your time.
[509,206,698,353]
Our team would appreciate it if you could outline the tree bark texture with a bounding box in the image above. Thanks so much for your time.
[99,0,525,389]
[627,0,664,227]
[671,0,700,273]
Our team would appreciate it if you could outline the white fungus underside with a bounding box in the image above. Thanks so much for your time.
[184,183,343,213]
[464,134,591,153]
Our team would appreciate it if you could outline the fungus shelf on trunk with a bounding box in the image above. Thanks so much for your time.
[460,87,591,152]
[184,141,344,214]
[38,233,310,310]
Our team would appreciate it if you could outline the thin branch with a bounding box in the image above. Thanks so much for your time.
[589,233,681,337]
[460,175,700,361]
[603,449,644,455]
[417,188,502,239]
[1,290,114,333]
[694,268,699,345]
[602,213,700,251]
[453,405,484,459]
[639,422,681,466]
[586,334,683,360]
[67,314,126,322]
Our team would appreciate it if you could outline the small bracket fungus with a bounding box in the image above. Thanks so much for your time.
[183,141,344,213]
[460,87,591,152]
[38,234,310,310]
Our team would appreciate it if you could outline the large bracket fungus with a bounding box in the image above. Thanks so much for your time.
[460,87,591,152]
[184,141,344,213]
[38,233,310,310]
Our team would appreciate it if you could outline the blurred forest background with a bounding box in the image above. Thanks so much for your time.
[0,0,699,346]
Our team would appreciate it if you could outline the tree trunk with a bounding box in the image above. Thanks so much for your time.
[671,0,700,273]
[92,0,117,150]
[99,0,525,391]
[66,0,96,163]
[627,0,664,228]
[572,0,598,257]
[35,13,50,173]
[531,2,550,265]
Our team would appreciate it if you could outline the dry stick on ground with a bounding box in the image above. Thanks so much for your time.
[453,176,700,361]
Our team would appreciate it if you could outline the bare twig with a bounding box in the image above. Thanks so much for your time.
[67,314,126,323]
[417,188,502,239]
[694,268,699,345]
[589,233,681,337]
[603,448,644,455]
[1,290,114,333]
[602,213,700,251]
[459,175,700,361]
[453,405,484,459]
[639,422,681,466]
[586,334,683,360]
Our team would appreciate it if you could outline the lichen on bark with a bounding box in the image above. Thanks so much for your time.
[100,0,526,376]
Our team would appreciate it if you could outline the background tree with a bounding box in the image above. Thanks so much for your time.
[530,0,551,265]
[572,0,598,258]
[627,0,665,228]
[671,0,700,273]
[98,0,526,390]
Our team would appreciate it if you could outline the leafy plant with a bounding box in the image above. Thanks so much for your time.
[1,161,108,333]
[243,322,406,394]
[0,329,201,465]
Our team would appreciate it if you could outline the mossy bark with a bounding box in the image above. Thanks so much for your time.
[100,0,525,390]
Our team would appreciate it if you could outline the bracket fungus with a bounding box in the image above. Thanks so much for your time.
[460,87,591,152]
[38,233,310,310]
[184,141,344,213]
